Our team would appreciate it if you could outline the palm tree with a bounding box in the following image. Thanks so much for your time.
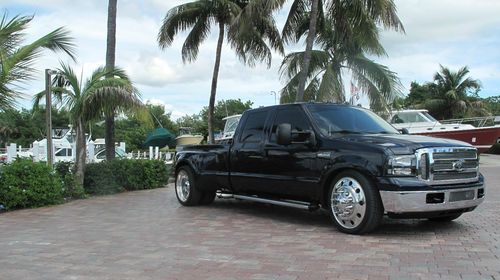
[105,0,118,161]
[0,13,76,110]
[280,1,403,113]
[158,0,283,143]
[282,0,404,103]
[422,65,485,119]
[34,63,144,186]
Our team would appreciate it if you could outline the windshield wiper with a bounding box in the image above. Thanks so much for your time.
[366,131,394,134]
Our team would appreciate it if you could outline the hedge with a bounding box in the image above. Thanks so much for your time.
[0,158,63,210]
[84,159,169,195]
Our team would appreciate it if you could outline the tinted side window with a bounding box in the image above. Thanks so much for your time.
[271,107,312,143]
[240,111,268,143]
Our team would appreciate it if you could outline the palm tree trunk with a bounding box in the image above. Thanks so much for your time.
[295,0,319,102]
[208,22,225,144]
[105,0,117,160]
[74,118,86,187]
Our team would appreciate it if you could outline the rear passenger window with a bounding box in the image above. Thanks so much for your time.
[240,111,267,143]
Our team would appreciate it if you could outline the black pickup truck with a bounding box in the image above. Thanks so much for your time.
[173,103,485,234]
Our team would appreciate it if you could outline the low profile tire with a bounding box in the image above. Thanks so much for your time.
[200,191,216,205]
[328,170,383,234]
[175,167,202,206]
[428,213,462,222]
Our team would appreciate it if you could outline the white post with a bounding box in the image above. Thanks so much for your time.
[18,145,22,152]
[149,146,153,160]
[143,151,146,158]
[119,142,126,153]
[88,140,95,163]
[159,151,162,160]
[32,141,39,162]
[7,143,16,163]
[155,146,159,160]
[72,141,77,162]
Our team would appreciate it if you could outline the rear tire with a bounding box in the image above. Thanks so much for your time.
[328,170,383,234]
[428,213,462,222]
[175,167,202,206]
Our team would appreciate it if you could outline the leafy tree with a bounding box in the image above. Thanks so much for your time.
[484,95,500,115]
[418,65,486,119]
[158,0,283,143]
[0,107,70,147]
[34,63,144,187]
[0,13,75,110]
[177,98,253,139]
[281,0,404,103]
[104,0,118,161]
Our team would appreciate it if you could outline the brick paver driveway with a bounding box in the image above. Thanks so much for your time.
[1,158,499,280]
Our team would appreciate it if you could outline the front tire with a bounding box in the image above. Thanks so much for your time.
[328,170,383,234]
[175,167,202,206]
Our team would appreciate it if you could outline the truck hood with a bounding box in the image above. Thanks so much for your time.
[339,133,472,155]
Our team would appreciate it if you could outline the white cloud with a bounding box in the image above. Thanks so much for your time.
[4,0,500,115]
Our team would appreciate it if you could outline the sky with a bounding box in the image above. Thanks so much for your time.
[2,0,500,120]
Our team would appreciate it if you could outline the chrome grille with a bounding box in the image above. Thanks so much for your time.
[416,147,479,185]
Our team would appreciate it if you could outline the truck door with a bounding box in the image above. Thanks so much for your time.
[230,109,270,193]
[260,106,320,199]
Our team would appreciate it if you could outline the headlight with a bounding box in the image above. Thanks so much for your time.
[387,155,417,176]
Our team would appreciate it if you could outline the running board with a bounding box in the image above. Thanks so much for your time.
[232,194,318,211]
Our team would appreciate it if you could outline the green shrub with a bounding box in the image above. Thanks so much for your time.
[83,159,169,195]
[54,161,86,199]
[83,162,123,195]
[488,143,500,154]
[0,158,63,210]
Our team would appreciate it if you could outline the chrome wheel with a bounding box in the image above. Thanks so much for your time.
[330,177,366,229]
[176,170,190,203]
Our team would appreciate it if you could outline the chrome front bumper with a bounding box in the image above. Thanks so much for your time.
[380,185,485,214]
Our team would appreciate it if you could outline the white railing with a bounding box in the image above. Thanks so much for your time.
[441,116,496,127]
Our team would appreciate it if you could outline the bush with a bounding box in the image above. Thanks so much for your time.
[84,159,169,195]
[83,162,124,195]
[0,158,63,210]
[488,143,500,154]
[54,161,86,199]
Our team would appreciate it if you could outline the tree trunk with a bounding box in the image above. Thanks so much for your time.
[105,0,117,160]
[74,118,86,188]
[208,22,225,144]
[295,0,319,102]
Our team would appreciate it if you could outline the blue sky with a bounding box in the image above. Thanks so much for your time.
[2,0,500,119]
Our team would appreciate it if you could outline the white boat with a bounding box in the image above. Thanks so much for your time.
[175,127,203,146]
[389,109,500,152]
[215,114,241,144]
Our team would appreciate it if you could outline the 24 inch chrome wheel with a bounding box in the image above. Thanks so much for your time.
[330,177,366,229]
[328,170,383,234]
[174,167,202,206]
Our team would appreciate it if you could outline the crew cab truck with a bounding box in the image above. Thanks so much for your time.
[173,103,485,234]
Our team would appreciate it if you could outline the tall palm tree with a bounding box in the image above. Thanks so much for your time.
[281,1,401,112]
[0,13,76,110]
[158,0,283,143]
[422,65,484,119]
[105,0,118,161]
[34,63,144,186]
[282,0,404,103]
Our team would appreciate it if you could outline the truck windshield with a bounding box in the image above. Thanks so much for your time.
[306,104,399,136]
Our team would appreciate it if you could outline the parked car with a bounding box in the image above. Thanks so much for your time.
[173,103,485,234]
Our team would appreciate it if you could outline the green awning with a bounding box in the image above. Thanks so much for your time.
[143,128,175,148]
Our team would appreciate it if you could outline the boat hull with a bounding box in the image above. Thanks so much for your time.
[414,126,500,152]
[175,135,204,146]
